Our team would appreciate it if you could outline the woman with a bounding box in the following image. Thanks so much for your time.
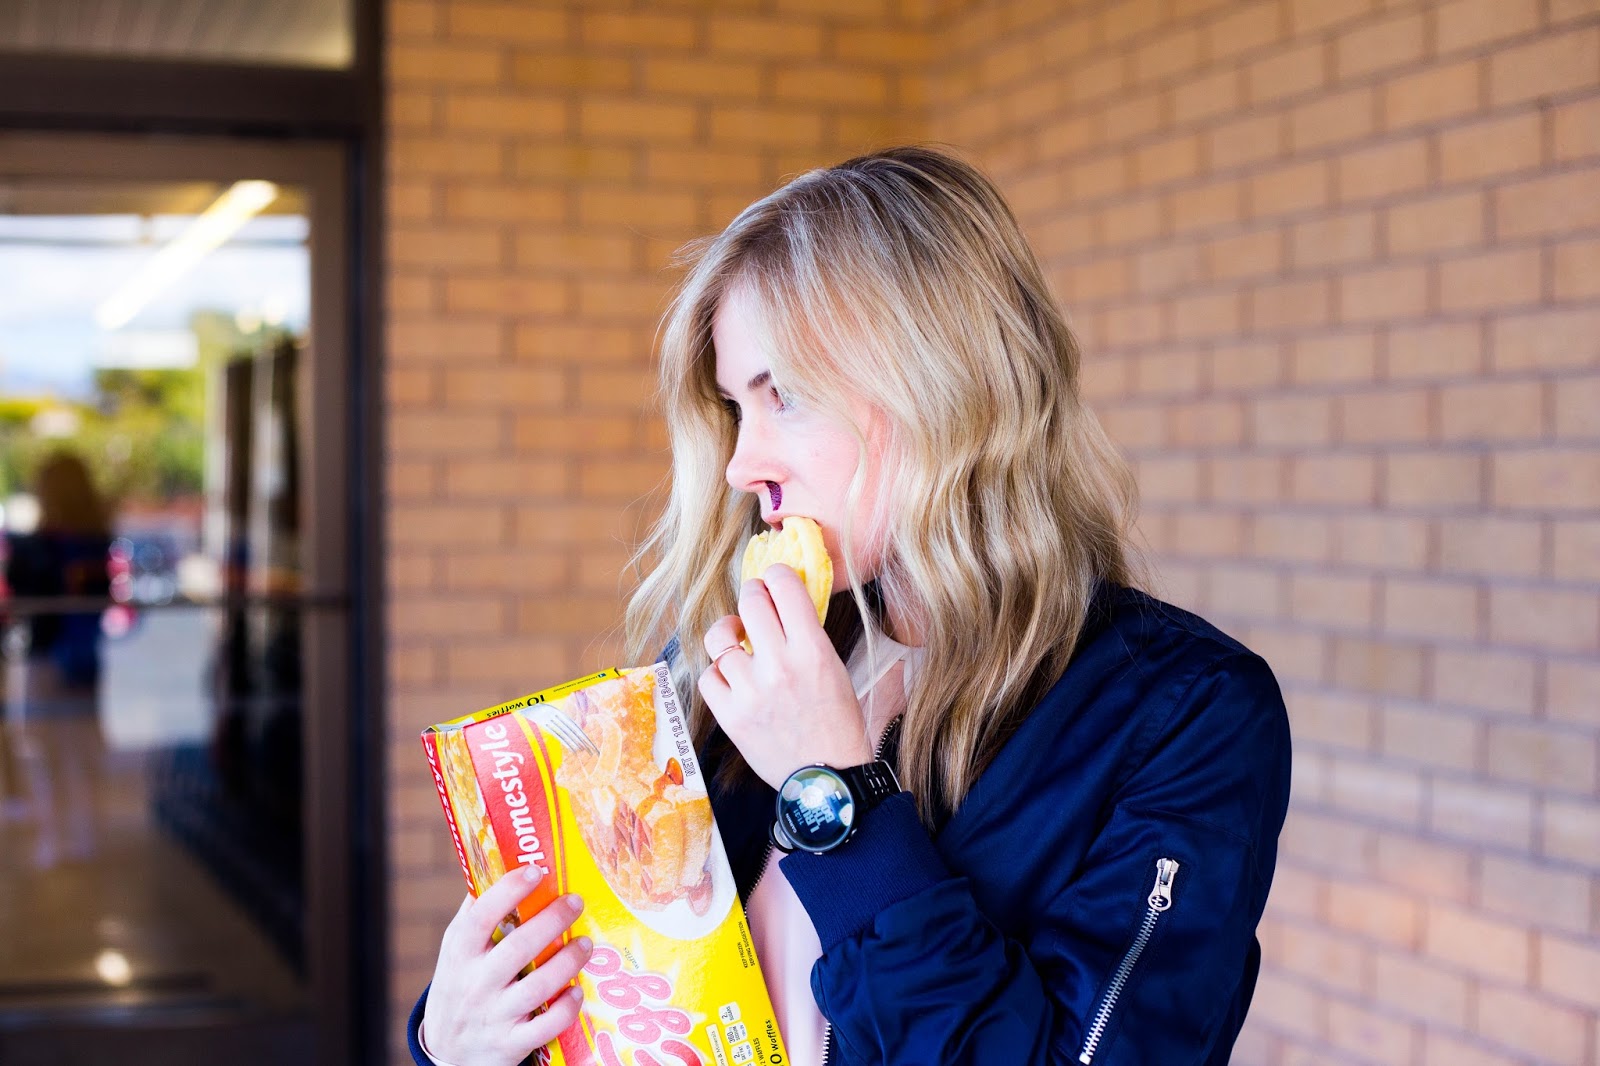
[411,146,1291,1066]
[4,450,114,867]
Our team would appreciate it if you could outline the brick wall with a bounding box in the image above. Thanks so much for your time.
[383,0,1599,1062]
[925,0,1600,1062]
[381,1,924,1058]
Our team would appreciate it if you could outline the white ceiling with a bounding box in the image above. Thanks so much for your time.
[0,0,351,68]
[0,179,308,218]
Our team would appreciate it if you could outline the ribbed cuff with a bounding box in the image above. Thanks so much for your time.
[406,985,437,1066]
[778,792,949,951]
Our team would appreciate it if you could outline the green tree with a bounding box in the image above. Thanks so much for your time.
[2,315,294,511]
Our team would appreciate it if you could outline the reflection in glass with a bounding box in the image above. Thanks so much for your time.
[0,0,352,69]
[0,177,312,1033]
[0,605,306,1021]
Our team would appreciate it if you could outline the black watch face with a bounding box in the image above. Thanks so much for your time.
[778,766,855,852]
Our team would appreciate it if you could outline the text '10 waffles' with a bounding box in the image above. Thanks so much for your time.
[421,663,789,1066]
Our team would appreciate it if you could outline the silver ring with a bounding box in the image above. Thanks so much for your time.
[710,643,742,666]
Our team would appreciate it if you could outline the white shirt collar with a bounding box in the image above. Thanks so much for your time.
[847,620,924,699]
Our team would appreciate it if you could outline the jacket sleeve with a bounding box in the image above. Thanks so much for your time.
[780,652,1292,1065]
[407,986,434,1066]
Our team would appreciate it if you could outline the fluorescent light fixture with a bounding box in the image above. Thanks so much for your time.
[94,180,279,332]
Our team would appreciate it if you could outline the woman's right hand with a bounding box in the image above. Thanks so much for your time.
[421,865,592,1066]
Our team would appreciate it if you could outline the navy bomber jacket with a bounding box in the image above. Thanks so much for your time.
[409,583,1293,1066]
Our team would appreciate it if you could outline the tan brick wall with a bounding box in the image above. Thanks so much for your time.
[924,0,1600,1062]
[384,0,1599,1061]
[382,1,924,1058]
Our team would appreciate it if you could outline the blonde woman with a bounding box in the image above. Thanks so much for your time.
[412,146,1291,1066]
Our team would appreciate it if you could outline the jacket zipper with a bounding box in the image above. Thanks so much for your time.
[1077,857,1180,1065]
[816,714,903,1066]
[749,838,775,899]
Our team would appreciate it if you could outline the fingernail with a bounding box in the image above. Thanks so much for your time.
[522,865,543,883]
[566,893,584,913]
[576,936,593,953]
[571,985,584,1001]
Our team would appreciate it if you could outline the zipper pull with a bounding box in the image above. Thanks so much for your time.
[1147,858,1179,912]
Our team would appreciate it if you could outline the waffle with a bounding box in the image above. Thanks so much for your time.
[739,516,833,636]
[438,727,506,890]
[554,670,716,914]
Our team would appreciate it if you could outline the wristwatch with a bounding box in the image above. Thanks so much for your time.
[770,760,901,854]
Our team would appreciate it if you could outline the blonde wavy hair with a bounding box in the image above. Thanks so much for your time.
[625,145,1140,822]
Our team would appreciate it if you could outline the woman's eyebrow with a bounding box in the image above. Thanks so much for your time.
[715,370,772,398]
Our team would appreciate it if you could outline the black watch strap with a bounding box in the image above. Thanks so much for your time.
[841,760,901,812]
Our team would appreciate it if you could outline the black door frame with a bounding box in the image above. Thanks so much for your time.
[0,6,387,1064]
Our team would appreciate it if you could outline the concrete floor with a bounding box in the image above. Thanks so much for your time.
[0,609,309,1063]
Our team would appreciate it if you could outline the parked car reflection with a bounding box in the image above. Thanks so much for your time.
[109,534,180,606]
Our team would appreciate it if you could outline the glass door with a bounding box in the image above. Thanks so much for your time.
[0,133,354,1065]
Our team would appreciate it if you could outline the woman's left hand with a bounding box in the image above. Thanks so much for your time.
[699,564,874,789]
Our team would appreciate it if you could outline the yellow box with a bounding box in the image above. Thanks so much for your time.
[422,662,789,1066]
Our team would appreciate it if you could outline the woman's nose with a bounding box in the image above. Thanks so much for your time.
[724,423,778,494]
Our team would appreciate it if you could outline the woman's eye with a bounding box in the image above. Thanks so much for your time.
[720,398,742,426]
[772,386,795,412]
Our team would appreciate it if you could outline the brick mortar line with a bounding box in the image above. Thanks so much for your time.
[1171,576,1594,602]
[930,0,1381,82]
[1114,436,1600,455]
[1022,201,1600,268]
[1065,289,1595,327]
[1263,896,1598,964]
[1266,861,1589,934]
[1069,324,1600,365]
[1171,554,1564,578]
[1265,890,1598,961]
[1177,572,1600,602]
[969,82,1598,180]
[1159,620,1600,658]
[1094,366,1600,404]
[1293,728,1600,775]
[1021,206,1600,278]
[1293,764,1600,811]
[1248,959,1597,1038]
[930,11,1600,129]
[1149,547,1600,583]
[1043,227,1600,294]
[1277,677,1583,710]
[1109,432,1600,451]
[1273,828,1543,879]
[1285,730,1599,769]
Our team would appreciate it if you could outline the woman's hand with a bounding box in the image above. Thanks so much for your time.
[699,563,873,789]
[421,866,591,1066]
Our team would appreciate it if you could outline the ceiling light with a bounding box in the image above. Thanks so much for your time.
[94,180,279,331]
[94,949,133,987]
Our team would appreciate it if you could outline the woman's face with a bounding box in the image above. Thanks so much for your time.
[713,286,888,588]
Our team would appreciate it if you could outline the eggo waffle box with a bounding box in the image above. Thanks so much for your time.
[421,662,789,1066]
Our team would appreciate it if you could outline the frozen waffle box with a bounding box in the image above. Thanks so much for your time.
[422,662,789,1066]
